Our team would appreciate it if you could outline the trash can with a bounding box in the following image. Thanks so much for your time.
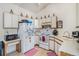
[0,41,3,56]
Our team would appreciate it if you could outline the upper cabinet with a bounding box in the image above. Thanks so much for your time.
[34,19,39,28]
[38,19,42,28]
[38,16,57,28]
[3,12,19,29]
[76,4,79,28]
[51,16,57,28]
[4,12,12,28]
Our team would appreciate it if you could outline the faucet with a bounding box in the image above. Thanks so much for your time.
[63,31,70,37]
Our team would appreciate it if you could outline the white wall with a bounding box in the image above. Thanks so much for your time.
[37,3,76,37]
[0,3,77,54]
[0,3,35,53]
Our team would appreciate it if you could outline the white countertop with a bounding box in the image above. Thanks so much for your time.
[59,39,79,56]
[49,35,79,56]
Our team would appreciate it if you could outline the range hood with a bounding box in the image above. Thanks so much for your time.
[42,24,51,28]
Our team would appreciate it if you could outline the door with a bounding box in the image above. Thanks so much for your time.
[54,41,61,55]
[49,40,55,51]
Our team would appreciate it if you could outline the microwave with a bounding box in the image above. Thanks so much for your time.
[72,31,79,38]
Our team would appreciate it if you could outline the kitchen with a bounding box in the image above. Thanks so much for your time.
[0,3,79,56]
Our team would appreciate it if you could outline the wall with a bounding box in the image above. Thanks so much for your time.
[37,3,76,37]
[0,3,35,53]
[0,3,77,54]
[37,4,77,55]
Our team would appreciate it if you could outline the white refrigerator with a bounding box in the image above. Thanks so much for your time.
[18,19,35,53]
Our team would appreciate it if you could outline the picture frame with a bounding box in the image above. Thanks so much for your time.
[57,20,63,28]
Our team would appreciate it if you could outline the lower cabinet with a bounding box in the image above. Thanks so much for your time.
[55,42,59,54]
[49,39,61,55]
[49,40,55,51]
[39,43,49,50]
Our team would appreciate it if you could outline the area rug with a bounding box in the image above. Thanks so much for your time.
[47,51,57,56]
[24,47,38,56]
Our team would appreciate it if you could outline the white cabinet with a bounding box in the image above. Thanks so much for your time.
[39,43,49,50]
[12,14,18,28]
[42,18,52,25]
[55,42,61,55]
[34,20,39,28]
[4,13,12,28]
[38,19,42,28]
[42,19,46,23]
[49,38,61,55]
[49,39,55,51]
[76,4,79,27]
[55,42,58,54]
[51,16,57,28]
[4,12,19,28]
[46,18,52,23]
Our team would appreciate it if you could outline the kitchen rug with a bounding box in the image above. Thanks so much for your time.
[47,51,57,56]
[24,47,38,56]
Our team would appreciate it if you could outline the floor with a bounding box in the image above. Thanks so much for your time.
[7,47,52,56]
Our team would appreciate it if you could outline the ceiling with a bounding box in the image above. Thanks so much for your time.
[14,3,50,13]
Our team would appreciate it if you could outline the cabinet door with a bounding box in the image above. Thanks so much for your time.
[38,19,42,28]
[46,18,52,23]
[34,20,39,28]
[51,16,57,28]
[4,13,12,28]
[12,14,18,28]
[55,42,61,55]
[55,42,58,55]
[42,19,46,23]
[49,40,55,51]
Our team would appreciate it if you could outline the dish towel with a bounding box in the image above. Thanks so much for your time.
[42,35,45,42]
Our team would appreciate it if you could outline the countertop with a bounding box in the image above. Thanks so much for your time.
[49,35,79,56]
[59,39,79,56]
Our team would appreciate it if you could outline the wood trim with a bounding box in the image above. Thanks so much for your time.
[59,51,74,56]
[55,40,61,45]
[49,39,61,45]
[49,36,63,42]
[54,37,63,42]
